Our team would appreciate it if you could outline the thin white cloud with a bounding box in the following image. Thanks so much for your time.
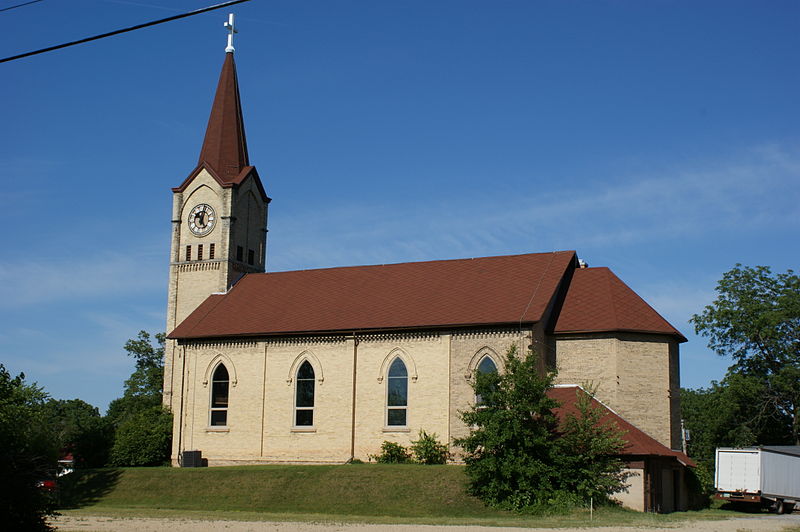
[269,143,800,270]
[0,248,165,308]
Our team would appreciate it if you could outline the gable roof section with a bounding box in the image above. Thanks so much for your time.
[549,386,694,466]
[169,251,577,339]
[553,267,686,342]
[172,163,270,202]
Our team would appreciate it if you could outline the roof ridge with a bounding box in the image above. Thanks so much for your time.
[518,251,557,324]
[604,268,620,329]
[263,250,577,276]
[605,268,685,340]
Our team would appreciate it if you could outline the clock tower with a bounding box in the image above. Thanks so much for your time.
[163,23,270,430]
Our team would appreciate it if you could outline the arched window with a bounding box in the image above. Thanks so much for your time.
[386,358,408,426]
[477,356,498,375]
[475,356,498,405]
[295,360,315,426]
[210,364,229,426]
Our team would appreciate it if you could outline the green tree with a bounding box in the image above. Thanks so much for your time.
[106,331,172,466]
[107,331,166,425]
[682,374,792,465]
[0,365,58,531]
[457,347,628,511]
[691,265,800,444]
[456,345,562,511]
[41,398,113,468]
[554,386,628,503]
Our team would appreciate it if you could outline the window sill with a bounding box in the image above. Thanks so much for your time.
[206,426,230,432]
[383,427,410,433]
[291,427,316,433]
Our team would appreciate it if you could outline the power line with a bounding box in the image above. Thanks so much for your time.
[0,0,252,64]
[0,0,45,14]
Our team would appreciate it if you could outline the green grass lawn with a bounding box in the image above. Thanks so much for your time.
[57,464,742,527]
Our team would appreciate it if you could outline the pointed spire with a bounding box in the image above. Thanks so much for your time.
[198,52,249,180]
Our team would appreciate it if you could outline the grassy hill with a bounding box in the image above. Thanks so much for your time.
[57,464,727,527]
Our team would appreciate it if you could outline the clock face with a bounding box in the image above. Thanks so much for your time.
[188,204,216,236]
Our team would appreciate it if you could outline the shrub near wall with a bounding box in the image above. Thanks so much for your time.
[411,430,449,464]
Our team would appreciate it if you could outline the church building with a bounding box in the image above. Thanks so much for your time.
[164,37,693,512]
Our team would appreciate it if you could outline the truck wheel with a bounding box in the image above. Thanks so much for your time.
[784,503,795,514]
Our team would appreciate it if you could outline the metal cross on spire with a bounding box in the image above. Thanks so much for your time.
[224,13,237,53]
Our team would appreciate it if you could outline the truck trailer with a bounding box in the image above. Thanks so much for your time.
[715,446,800,514]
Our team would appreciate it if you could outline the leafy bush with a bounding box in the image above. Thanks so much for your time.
[0,365,58,531]
[410,430,449,464]
[109,406,172,467]
[372,441,411,463]
[685,461,714,509]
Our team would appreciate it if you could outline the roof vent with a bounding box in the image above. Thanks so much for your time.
[578,258,588,269]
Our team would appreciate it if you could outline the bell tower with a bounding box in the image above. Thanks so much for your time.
[163,15,269,455]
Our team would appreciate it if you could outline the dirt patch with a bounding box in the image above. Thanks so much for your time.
[52,514,800,532]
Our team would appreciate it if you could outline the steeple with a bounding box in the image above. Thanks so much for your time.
[198,51,249,180]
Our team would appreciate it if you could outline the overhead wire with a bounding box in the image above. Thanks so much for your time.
[1,0,252,64]
[0,0,45,14]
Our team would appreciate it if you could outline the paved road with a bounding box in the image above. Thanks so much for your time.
[53,513,800,532]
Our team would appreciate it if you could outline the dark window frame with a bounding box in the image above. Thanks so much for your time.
[210,364,229,427]
[294,360,315,427]
[386,358,408,427]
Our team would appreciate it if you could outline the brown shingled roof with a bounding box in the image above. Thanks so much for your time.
[169,251,577,339]
[198,52,248,179]
[172,52,269,202]
[553,267,686,341]
[549,386,694,466]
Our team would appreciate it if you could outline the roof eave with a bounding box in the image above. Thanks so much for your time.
[554,328,687,343]
[168,320,539,342]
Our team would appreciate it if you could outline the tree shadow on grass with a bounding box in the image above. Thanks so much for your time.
[58,468,122,509]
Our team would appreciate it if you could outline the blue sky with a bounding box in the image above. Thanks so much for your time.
[1,1,798,413]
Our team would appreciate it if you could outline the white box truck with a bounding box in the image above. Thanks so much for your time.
[715,446,800,514]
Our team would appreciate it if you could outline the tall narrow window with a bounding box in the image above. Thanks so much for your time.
[209,243,215,259]
[210,364,229,426]
[185,245,191,261]
[475,356,498,405]
[247,249,255,265]
[386,358,408,426]
[236,246,244,262]
[295,361,315,426]
[197,244,203,260]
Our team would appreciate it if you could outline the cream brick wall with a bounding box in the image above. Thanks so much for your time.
[554,333,681,450]
[352,333,451,461]
[261,337,354,462]
[169,328,681,464]
[172,329,541,465]
[554,335,618,404]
